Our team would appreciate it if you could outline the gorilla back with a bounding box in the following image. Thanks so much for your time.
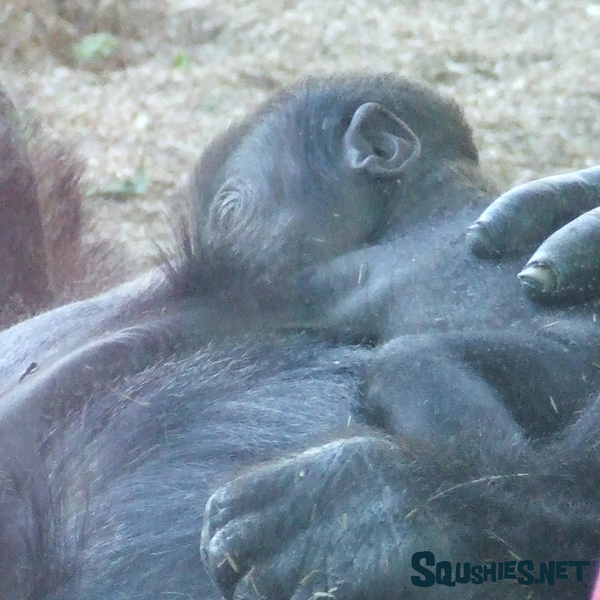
[0,336,367,599]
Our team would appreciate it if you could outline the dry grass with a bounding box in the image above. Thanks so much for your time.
[2,0,600,273]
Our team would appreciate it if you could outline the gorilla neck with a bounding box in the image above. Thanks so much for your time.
[300,201,555,345]
[386,159,496,236]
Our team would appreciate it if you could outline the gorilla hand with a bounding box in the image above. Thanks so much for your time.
[202,436,440,600]
[466,165,600,303]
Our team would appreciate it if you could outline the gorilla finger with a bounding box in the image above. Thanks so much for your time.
[203,460,311,537]
[232,565,293,600]
[231,542,334,600]
[201,512,270,599]
[467,165,600,258]
[518,207,600,302]
[202,508,309,600]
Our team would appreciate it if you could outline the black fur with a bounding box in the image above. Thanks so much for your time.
[0,74,599,600]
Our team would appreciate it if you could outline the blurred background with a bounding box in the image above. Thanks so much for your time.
[2,0,599,276]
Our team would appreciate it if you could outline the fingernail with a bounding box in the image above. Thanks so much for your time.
[518,263,558,294]
[466,222,499,259]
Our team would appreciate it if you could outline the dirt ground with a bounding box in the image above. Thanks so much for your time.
[2,0,600,276]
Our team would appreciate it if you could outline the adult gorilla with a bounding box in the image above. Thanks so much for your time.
[0,74,599,600]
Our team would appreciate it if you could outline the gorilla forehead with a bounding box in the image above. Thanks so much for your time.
[197,73,479,199]
[261,74,479,160]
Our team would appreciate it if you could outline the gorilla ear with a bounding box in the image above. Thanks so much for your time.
[343,102,421,177]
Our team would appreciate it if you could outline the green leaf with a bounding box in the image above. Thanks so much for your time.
[73,33,119,62]
[172,52,191,69]
[88,162,149,200]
